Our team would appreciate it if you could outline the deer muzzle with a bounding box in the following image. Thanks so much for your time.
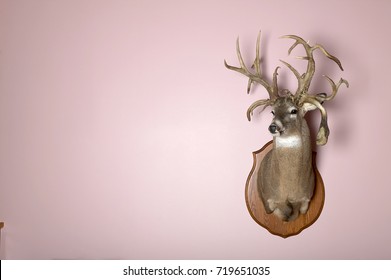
[268,124,278,134]
[268,121,284,136]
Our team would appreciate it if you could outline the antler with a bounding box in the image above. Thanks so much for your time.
[224,32,280,121]
[280,35,349,145]
[280,35,343,102]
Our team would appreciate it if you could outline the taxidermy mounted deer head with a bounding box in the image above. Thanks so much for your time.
[225,32,348,221]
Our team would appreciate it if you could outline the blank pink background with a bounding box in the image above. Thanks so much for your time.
[0,0,390,259]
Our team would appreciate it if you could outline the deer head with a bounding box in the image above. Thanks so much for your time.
[224,32,349,145]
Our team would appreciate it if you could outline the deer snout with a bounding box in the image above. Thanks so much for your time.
[268,124,278,134]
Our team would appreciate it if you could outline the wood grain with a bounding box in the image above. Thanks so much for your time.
[245,140,325,238]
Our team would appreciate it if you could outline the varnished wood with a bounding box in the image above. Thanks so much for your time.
[245,140,325,238]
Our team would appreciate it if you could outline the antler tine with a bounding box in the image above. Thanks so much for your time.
[224,31,278,98]
[247,99,274,121]
[280,35,316,102]
[253,31,262,76]
[322,76,349,101]
[316,45,344,71]
[279,59,301,87]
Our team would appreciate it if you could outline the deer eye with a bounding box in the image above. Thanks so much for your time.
[290,109,298,114]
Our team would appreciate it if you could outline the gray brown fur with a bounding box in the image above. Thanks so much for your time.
[259,97,315,221]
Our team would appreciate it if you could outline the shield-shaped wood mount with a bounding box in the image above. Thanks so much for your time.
[245,140,325,238]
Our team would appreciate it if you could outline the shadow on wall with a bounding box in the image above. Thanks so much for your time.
[0,226,5,260]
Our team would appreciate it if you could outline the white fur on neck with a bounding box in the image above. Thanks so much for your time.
[275,135,302,148]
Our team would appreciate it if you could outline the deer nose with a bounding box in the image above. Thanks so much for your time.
[269,124,277,134]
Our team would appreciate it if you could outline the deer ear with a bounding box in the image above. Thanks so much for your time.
[302,93,327,114]
[302,102,317,114]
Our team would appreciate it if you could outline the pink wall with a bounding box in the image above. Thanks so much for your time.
[0,0,390,259]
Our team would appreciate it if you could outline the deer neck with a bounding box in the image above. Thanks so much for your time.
[275,134,302,149]
[270,122,313,190]
[273,121,312,156]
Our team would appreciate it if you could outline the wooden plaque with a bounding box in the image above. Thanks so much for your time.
[245,140,325,238]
